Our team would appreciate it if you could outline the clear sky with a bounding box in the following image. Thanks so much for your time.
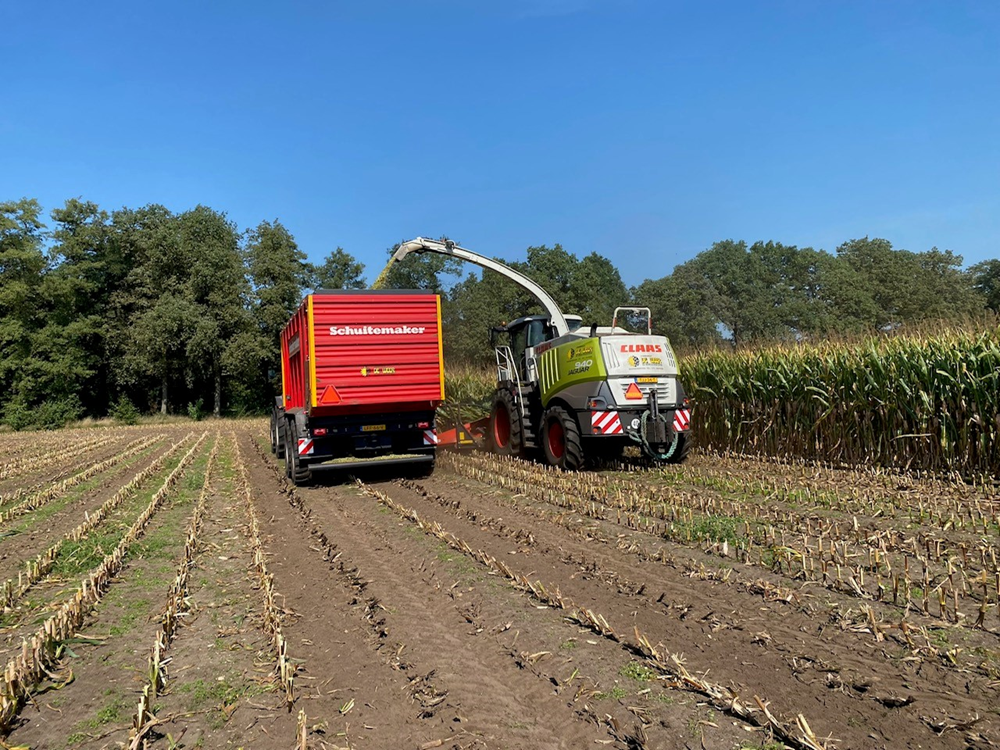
[2,1,998,287]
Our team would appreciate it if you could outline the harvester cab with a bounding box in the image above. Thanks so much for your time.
[392,238,692,470]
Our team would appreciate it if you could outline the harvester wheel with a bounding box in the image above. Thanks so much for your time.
[488,389,523,457]
[542,406,583,471]
[662,432,691,464]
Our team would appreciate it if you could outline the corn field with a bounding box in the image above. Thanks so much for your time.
[683,326,1000,476]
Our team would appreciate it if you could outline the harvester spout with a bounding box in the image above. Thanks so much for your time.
[391,237,571,337]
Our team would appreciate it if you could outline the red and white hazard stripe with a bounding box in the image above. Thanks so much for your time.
[422,429,439,446]
[297,438,314,456]
[672,408,691,432]
[591,411,623,435]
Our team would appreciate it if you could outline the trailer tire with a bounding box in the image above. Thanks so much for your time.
[282,425,294,479]
[284,421,312,486]
[542,406,583,471]
[489,389,523,457]
[272,411,286,459]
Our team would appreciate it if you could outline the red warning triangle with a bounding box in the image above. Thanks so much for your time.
[624,382,643,400]
[320,385,342,404]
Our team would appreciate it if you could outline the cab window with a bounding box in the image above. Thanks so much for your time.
[510,325,528,369]
[525,319,549,349]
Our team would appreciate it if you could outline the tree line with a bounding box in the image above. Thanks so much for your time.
[2,197,997,428]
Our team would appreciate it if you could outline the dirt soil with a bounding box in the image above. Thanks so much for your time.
[0,423,996,750]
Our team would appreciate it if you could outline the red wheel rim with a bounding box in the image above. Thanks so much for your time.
[493,403,511,448]
[547,418,565,459]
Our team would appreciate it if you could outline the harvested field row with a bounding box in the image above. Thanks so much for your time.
[446,451,1000,633]
[0,435,163,524]
[0,432,192,610]
[0,431,149,505]
[0,421,995,749]
[0,432,208,730]
[0,431,122,482]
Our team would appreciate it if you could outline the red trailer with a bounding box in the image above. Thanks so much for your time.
[270,290,445,483]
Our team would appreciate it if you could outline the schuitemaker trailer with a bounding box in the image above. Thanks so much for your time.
[270,290,445,484]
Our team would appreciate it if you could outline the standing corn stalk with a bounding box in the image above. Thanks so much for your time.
[683,327,1000,477]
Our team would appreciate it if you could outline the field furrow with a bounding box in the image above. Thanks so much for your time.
[0,430,152,503]
[0,422,995,748]
[447,451,1000,635]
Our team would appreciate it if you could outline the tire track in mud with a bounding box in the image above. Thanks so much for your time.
[244,436,633,750]
[368,473,996,750]
[240,436,466,749]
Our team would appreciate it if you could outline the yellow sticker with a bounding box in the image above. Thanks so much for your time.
[637,377,658,383]
[361,424,386,432]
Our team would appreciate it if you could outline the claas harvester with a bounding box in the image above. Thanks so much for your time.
[391,238,692,471]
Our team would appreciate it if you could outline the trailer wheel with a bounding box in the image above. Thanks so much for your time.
[282,425,294,479]
[542,406,583,471]
[488,389,522,457]
[271,411,286,458]
[284,421,312,485]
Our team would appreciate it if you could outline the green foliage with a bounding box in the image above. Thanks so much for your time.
[311,247,366,289]
[245,219,310,403]
[443,243,629,365]
[970,259,1000,313]
[379,239,463,293]
[439,365,495,425]
[110,395,140,424]
[187,398,204,421]
[3,394,82,431]
[634,237,986,351]
[594,685,628,700]
[620,661,656,681]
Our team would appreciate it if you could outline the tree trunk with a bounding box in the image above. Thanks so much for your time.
[160,375,168,415]
[214,368,222,417]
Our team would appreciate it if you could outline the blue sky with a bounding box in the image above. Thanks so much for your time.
[2,1,998,287]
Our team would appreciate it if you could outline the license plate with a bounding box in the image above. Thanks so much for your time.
[361,424,386,432]
[637,377,658,384]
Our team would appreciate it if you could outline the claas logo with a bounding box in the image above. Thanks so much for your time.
[620,343,662,353]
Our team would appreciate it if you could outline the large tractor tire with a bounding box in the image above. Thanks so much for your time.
[542,405,584,471]
[283,420,312,485]
[488,389,523,457]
